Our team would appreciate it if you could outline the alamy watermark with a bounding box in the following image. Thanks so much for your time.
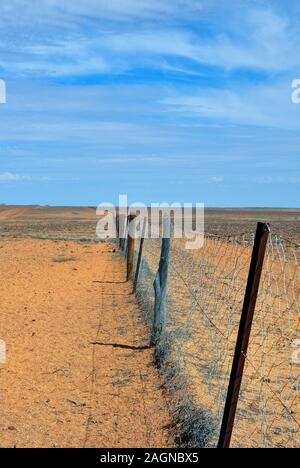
[0,79,6,104]
[0,83,6,359]
[292,338,300,364]
[0,340,6,364]
[291,79,300,104]
[96,195,204,250]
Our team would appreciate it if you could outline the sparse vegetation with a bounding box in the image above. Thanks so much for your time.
[0,205,299,448]
[135,228,299,448]
[52,257,78,263]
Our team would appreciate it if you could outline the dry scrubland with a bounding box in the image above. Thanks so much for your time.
[0,206,171,448]
[0,205,299,448]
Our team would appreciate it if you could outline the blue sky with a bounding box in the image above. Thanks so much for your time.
[0,0,299,207]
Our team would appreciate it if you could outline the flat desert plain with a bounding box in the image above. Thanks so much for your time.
[0,205,171,448]
[0,205,299,448]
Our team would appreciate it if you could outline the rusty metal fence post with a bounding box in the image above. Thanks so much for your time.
[218,222,270,449]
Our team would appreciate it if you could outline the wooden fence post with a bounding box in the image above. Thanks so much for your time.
[218,222,270,449]
[119,214,127,251]
[133,217,147,293]
[151,217,171,345]
[126,215,136,281]
[116,213,119,242]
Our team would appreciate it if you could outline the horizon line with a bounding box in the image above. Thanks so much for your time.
[1,203,300,211]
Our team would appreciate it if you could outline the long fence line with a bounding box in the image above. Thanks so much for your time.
[115,214,300,448]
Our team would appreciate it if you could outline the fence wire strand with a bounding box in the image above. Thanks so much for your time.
[134,231,300,448]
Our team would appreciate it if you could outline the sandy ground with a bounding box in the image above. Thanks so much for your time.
[0,238,172,448]
[0,207,31,220]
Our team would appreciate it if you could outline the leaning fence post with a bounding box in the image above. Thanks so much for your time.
[133,217,147,293]
[218,222,270,449]
[126,215,136,281]
[151,217,171,345]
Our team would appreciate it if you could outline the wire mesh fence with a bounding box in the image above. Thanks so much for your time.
[133,230,300,448]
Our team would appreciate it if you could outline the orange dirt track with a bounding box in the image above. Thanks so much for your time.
[0,238,172,448]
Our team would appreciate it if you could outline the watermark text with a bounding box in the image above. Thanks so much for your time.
[0,340,6,364]
[291,79,300,104]
[96,195,204,250]
[0,79,6,104]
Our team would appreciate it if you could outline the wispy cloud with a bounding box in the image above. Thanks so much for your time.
[208,176,224,184]
[1,2,300,78]
[0,172,31,182]
[254,176,300,185]
[161,82,300,130]
[0,0,203,26]
[0,0,299,206]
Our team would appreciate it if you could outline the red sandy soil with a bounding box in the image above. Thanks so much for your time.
[0,238,172,448]
[0,207,32,220]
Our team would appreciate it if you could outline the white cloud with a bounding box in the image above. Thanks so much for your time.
[0,0,203,26]
[208,176,224,184]
[161,82,300,130]
[106,8,300,72]
[6,56,110,78]
[1,2,300,79]
[254,176,300,185]
[0,172,70,183]
[0,172,31,182]
[104,31,192,56]
[0,79,6,104]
